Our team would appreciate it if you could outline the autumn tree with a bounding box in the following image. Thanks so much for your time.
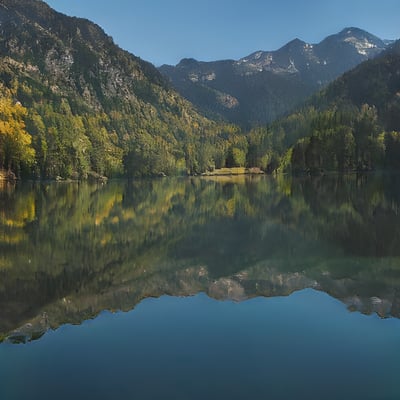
[0,97,35,176]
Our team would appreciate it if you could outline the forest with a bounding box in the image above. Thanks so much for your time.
[1,83,399,180]
[0,61,251,180]
[245,40,400,175]
[0,0,399,180]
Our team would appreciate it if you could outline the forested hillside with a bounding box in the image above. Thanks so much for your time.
[1,0,398,179]
[245,40,400,174]
[0,0,244,179]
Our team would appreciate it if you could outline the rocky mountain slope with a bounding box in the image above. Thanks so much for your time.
[160,28,388,127]
[0,0,238,178]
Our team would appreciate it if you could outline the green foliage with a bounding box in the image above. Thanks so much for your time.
[264,41,400,174]
[384,131,400,169]
[2,0,398,179]
[246,126,282,172]
[0,0,251,179]
[273,106,385,173]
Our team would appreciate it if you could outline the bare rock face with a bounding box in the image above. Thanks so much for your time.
[0,0,159,108]
[159,28,388,127]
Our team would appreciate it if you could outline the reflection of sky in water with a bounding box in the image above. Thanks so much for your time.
[1,289,399,400]
[1,175,400,398]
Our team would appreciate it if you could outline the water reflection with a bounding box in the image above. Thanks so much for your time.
[1,173,400,342]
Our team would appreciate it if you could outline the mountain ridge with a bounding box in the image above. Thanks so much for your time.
[159,27,390,128]
[0,0,242,179]
[266,38,400,174]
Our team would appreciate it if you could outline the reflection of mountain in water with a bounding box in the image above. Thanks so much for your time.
[1,174,400,343]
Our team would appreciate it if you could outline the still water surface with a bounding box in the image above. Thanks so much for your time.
[1,174,400,399]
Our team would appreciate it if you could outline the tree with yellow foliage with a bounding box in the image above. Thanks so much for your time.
[0,97,35,177]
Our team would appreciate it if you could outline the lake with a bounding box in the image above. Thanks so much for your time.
[1,174,400,399]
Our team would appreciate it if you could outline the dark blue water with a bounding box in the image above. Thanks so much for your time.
[2,175,400,399]
[1,289,399,400]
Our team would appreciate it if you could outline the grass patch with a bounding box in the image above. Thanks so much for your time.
[202,167,264,176]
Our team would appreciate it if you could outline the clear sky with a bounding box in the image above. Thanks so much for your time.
[44,0,400,66]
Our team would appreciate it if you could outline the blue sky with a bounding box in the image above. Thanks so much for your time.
[44,0,400,66]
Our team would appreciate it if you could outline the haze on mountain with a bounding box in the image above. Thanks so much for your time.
[160,28,389,128]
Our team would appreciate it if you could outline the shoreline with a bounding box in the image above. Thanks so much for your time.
[201,167,265,176]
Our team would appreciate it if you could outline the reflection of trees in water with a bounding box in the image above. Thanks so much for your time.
[294,173,400,257]
[1,174,400,341]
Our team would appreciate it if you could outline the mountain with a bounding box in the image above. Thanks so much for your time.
[321,40,400,129]
[266,39,400,173]
[159,28,388,128]
[0,0,240,179]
